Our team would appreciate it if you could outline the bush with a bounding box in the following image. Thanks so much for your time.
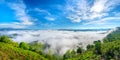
[29,42,44,52]
[77,47,83,54]
[86,44,94,50]
[19,42,30,50]
[94,40,101,54]
[0,35,13,43]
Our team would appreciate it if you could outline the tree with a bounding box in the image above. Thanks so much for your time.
[86,44,94,50]
[19,42,30,50]
[63,50,71,60]
[0,35,13,43]
[77,47,83,54]
[29,42,44,56]
[94,40,101,54]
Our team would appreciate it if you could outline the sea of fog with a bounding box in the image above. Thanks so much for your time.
[0,29,114,55]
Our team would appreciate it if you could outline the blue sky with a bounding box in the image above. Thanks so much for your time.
[0,0,120,29]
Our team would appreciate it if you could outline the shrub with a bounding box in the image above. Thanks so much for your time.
[94,40,101,54]
[0,35,13,43]
[86,44,94,50]
[19,42,30,50]
[77,47,83,54]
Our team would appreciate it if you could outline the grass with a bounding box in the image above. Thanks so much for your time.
[0,42,48,60]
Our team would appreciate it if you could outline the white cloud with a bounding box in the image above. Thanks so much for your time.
[84,17,120,25]
[35,8,52,16]
[35,8,56,21]
[89,13,108,20]
[65,0,90,22]
[0,22,26,28]
[0,30,111,55]
[91,0,120,13]
[90,0,108,13]
[65,0,120,23]
[0,0,35,28]
[8,1,34,25]
[67,15,81,23]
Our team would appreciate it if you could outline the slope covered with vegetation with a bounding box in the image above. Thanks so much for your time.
[0,35,49,60]
[63,27,120,60]
[0,27,120,60]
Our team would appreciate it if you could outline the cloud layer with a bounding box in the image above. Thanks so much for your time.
[0,30,112,55]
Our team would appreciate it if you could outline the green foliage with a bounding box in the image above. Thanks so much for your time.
[29,42,43,54]
[19,42,30,50]
[0,35,58,60]
[86,44,94,50]
[63,50,72,59]
[94,40,102,54]
[77,47,83,54]
[0,35,13,43]
[65,28,120,60]
[101,40,120,60]
[103,28,120,42]
[66,28,120,60]
[0,42,48,60]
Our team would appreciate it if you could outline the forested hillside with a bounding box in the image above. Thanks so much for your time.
[0,35,60,60]
[64,27,120,60]
[0,27,120,60]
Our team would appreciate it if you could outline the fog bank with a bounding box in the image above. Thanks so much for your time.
[0,30,113,55]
